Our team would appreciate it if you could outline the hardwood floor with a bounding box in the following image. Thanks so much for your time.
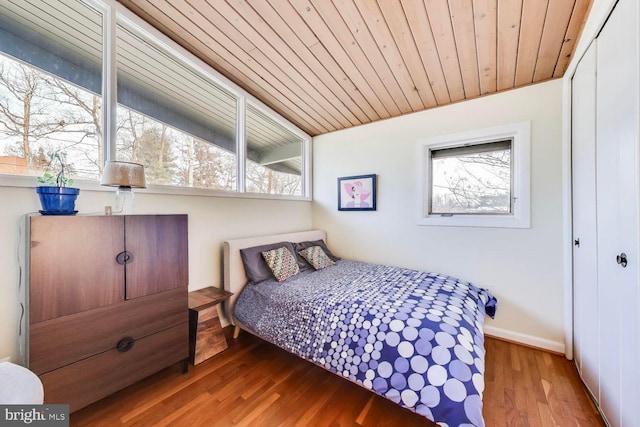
[71,327,604,426]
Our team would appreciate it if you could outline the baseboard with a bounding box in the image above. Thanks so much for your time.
[484,325,565,355]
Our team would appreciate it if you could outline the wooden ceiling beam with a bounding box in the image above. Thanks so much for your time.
[534,0,576,81]
[449,0,481,99]
[515,0,548,86]
[400,0,451,105]
[424,0,466,102]
[497,0,523,91]
[553,0,593,78]
[474,0,498,96]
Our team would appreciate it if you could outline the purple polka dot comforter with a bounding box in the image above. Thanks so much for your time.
[234,260,497,427]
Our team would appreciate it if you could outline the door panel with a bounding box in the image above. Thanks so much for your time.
[571,41,598,400]
[596,0,640,424]
[124,215,189,299]
[607,0,640,424]
[29,216,125,323]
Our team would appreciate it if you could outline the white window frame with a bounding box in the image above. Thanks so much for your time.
[0,0,312,201]
[111,3,311,200]
[417,121,531,228]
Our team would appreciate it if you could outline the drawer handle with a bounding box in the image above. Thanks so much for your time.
[117,337,135,353]
[116,251,133,265]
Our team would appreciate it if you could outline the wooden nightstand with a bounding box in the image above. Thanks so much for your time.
[188,287,233,365]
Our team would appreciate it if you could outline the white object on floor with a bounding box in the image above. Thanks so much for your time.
[0,361,44,404]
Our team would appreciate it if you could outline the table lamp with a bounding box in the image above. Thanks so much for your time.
[100,160,147,214]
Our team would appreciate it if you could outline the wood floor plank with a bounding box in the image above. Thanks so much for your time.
[293,375,344,427]
[71,327,605,427]
[355,395,375,425]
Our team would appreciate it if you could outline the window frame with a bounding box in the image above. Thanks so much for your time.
[244,102,307,197]
[429,139,514,215]
[0,0,312,201]
[418,121,531,228]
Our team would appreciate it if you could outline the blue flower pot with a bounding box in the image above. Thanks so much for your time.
[36,186,80,215]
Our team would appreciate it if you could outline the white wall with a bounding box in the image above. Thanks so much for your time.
[312,80,565,353]
[0,186,311,362]
[1,80,566,361]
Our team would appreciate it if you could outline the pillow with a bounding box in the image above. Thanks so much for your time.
[298,246,335,271]
[294,239,339,271]
[261,246,300,282]
[240,241,298,283]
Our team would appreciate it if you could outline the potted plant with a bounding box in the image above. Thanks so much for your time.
[36,150,80,215]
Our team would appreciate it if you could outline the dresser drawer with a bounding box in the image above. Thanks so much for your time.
[30,287,187,374]
[40,322,188,412]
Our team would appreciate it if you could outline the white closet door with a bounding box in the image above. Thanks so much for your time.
[571,41,598,401]
[613,0,640,423]
[596,0,640,424]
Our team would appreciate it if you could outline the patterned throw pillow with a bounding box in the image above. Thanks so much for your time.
[261,246,300,282]
[298,246,336,271]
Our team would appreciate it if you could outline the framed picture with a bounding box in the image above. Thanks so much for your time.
[338,174,376,211]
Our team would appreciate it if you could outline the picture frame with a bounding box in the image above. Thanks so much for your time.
[338,174,376,211]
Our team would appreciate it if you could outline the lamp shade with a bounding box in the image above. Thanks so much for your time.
[101,161,146,188]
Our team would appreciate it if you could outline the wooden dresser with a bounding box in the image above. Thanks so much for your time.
[25,214,189,412]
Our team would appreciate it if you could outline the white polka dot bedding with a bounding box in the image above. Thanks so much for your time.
[234,259,497,427]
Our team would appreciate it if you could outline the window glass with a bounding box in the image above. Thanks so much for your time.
[246,104,303,196]
[0,0,103,180]
[430,140,512,214]
[419,121,530,228]
[115,23,237,190]
[0,0,310,199]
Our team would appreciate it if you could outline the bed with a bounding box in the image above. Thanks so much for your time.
[223,230,496,427]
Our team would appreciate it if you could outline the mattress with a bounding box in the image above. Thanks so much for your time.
[234,259,496,426]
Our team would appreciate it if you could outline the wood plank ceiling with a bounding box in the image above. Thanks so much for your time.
[117,0,593,137]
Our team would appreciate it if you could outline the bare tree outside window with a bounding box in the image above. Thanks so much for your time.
[0,53,243,191]
[0,54,102,179]
[246,160,302,195]
[178,135,236,191]
[116,107,237,190]
[430,141,512,214]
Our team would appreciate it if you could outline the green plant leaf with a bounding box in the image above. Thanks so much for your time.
[37,150,74,187]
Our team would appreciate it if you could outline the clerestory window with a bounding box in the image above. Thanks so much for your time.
[0,0,310,199]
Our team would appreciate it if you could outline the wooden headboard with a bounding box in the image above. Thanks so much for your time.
[223,229,326,325]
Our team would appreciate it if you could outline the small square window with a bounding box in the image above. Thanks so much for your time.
[430,140,513,215]
[418,122,530,228]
